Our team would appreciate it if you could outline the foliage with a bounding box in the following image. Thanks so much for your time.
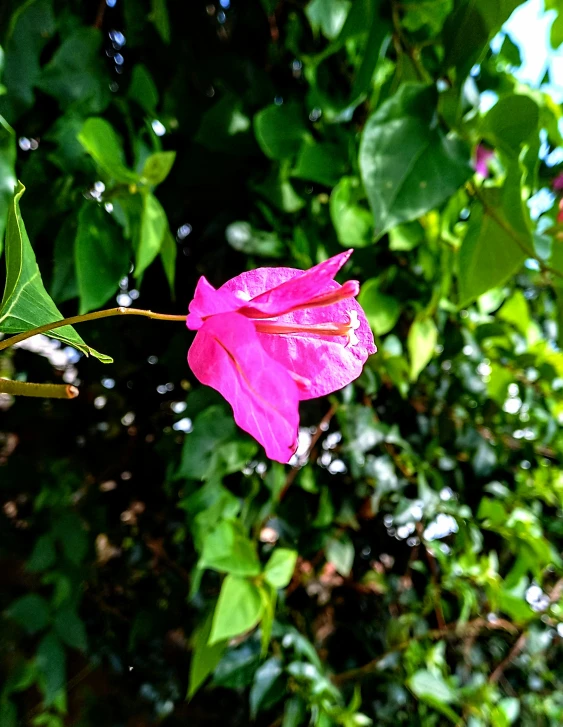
[2,0,563,725]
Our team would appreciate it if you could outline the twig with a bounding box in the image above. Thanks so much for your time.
[0,379,78,399]
[489,632,527,684]
[0,307,186,353]
[279,405,336,501]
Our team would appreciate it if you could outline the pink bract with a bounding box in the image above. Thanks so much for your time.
[553,172,563,192]
[474,144,494,178]
[187,250,377,463]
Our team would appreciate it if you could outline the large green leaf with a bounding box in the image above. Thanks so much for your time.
[442,0,526,77]
[0,183,111,362]
[359,84,471,238]
[201,520,261,577]
[0,115,16,254]
[458,167,530,306]
[483,95,539,156]
[330,177,373,248]
[75,203,131,314]
[209,575,264,645]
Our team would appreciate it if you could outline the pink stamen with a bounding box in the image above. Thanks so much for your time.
[255,310,360,346]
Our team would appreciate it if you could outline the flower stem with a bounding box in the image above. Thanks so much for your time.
[0,379,79,399]
[0,307,187,353]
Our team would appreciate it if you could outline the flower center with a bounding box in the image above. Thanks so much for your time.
[254,310,360,347]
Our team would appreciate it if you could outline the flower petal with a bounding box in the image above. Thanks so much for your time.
[257,293,376,400]
[187,312,299,463]
[226,250,354,318]
[187,276,241,330]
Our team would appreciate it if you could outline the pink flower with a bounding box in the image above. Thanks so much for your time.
[553,173,563,191]
[474,144,494,178]
[186,250,376,463]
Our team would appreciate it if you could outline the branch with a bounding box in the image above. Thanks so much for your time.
[0,379,78,399]
[0,307,187,353]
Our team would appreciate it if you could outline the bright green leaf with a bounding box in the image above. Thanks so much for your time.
[188,610,227,699]
[264,548,298,589]
[330,177,373,248]
[141,151,176,186]
[0,183,111,362]
[201,520,261,577]
[0,115,16,253]
[358,278,401,335]
[408,316,438,381]
[209,575,264,645]
[78,118,139,184]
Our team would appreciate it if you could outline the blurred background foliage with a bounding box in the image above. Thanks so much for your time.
[3,0,563,724]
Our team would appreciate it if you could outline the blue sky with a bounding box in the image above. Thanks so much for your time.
[503,0,563,101]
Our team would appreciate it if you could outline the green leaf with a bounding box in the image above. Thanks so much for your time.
[249,657,284,719]
[408,316,438,381]
[402,0,453,35]
[75,203,131,314]
[36,632,66,706]
[442,0,526,77]
[128,64,159,114]
[408,670,459,721]
[0,700,17,727]
[37,27,110,114]
[209,575,264,645]
[483,95,539,156]
[359,84,471,239]
[160,227,176,294]
[201,520,261,577]
[188,610,227,699]
[226,221,284,258]
[326,534,354,576]
[50,217,78,304]
[358,278,401,335]
[135,192,168,279]
[254,103,309,161]
[264,548,298,588]
[78,118,139,184]
[149,0,171,44]
[7,594,50,634]
[0,183,111,362]
[53,607,87,651]
[52,512,88,564]
[0,0,56,121]
[330,177,373,248]
[306,0,352,40]
[292,142,347,187]
[26,534,56,573]
[177,405,237,480]
[195,93,252,154]
[458,169,529,306]
[0,115,16,254]
[141,151,176,186]
[487,363,513,406]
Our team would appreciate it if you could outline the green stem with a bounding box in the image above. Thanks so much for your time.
[0,379,79,399]
[0,307,187,353]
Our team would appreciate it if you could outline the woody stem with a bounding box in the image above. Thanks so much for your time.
[0,308,187,353]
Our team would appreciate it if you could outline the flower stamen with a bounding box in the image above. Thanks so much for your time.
[255,310,360,347]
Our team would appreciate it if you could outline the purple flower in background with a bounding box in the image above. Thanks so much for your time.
[553,172,563,191]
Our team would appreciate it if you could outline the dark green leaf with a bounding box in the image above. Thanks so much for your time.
[249,657,284,718]
[53,606,87,651]
[0,115,16,253]
[75,203,131,313]
[36,632,66,705]
[360,84,471,238]
[7,594,50,634]
[254,103,309,160]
